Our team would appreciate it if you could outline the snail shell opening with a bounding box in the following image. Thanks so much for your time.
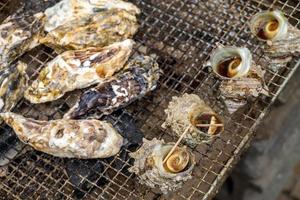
[190,111,224,136]
[250,10,288,41]
[161,146,191,174]
[210,47,252,79]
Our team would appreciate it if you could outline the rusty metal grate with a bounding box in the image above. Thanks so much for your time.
[0,0,300,199]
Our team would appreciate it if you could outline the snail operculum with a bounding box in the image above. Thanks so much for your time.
[163,147,190,173]
[250,10,288,41]
[210,46,252,79]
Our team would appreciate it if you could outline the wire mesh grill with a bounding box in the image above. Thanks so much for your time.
[0,0,299,199]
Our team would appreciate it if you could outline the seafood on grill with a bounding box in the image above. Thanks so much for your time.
[64,55,161,119]
[0,12,45,65]
[41,9,139,52]
[220,64,269,114]
[210,46,252,79]
[250,10,300,71]
[162,94,224,147]
[44,0,141,32]
[0,62,28,114]
[0,112,123,159]
[208,45,269,113]
[24,39,134,104]
[129,138,195,194]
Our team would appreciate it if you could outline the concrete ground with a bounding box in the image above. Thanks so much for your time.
[215,61,300,200]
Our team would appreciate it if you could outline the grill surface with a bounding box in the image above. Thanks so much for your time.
[0,0,299,199]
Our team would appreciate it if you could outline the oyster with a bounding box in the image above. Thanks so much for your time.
[0,112,123,159]
[250,10,300,71]
[24,39,134,104]
[0,12,45,65]
[162,94,224,147]
[210,46,252,79]
[129,138,195,194]
[0,62,28,113]
[41,9,139,52]
[220,64,269,114]
[64,55,161,119]
[44,0,140,32]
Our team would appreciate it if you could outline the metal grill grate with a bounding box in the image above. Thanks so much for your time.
[0,0,299,199]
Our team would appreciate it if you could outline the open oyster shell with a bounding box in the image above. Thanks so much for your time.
[250,10,300,71]
[162,94,224,148]
[129,138,195,194]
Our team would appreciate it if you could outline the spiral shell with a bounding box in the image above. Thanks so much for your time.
[210,46,252,79]
[250,10,288,41]
[129,138,195,194]
[162,94,224,147]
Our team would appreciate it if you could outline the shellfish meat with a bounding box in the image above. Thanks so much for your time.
[129,138,195,194]
[162,94,224,148]
[44,0,140,32]
[64,55,161,119]
[0,62,28,113]
[250,10,300,71]
[41,8,139,52]
[0,112,123,159]
[0,12,45,65]
[24,39,134,104]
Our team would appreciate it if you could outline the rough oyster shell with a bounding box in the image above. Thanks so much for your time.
[0,62,28,113]
[129,138,195,194]
[64,55,161,119]
[0,12,45,65]
[44,0,140,32]
[210,46,252,79]
[24,39,134,104]
[162,94,224,147]
[0,112,123,159]
[220,64,269,114]
[250,10,300,71]
[41,9,139,52]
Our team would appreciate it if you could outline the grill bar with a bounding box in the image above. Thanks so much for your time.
[0,0,299,199]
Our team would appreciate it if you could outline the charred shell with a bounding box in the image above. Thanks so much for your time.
[0,12,45,65]
[0,112,123,159]
[129,138,195,194]
[64,55,161,119]
[41,9,139,52]
[44,0,140,32]
[162,94,224,147]
[24,39,134,104]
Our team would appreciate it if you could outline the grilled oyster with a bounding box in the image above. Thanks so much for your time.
[210,46,252,79]
[64,55,161,119]
[24,39,134,104]
[250,10,300,71]
[162,94,224,147]
[44,0,140,32]
[0,112,123,159]
[220,64,269,114]
[41,9,139,52]
[129,138,195,194]
[0,62,28,113]
[0,12,45,65]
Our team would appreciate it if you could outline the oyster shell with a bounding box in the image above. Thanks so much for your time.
[220,64,269,114]
[129,138,195,194]
[41,9,139,52]
[0,62,28,113]
[0,112,123,159]
[64,55,161,119]
[24,39,134,104]
[250,10,300,71]
[162,94,224,147]
[44,0,140,32]
[0,12,45,65]
[210,46,252,79]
